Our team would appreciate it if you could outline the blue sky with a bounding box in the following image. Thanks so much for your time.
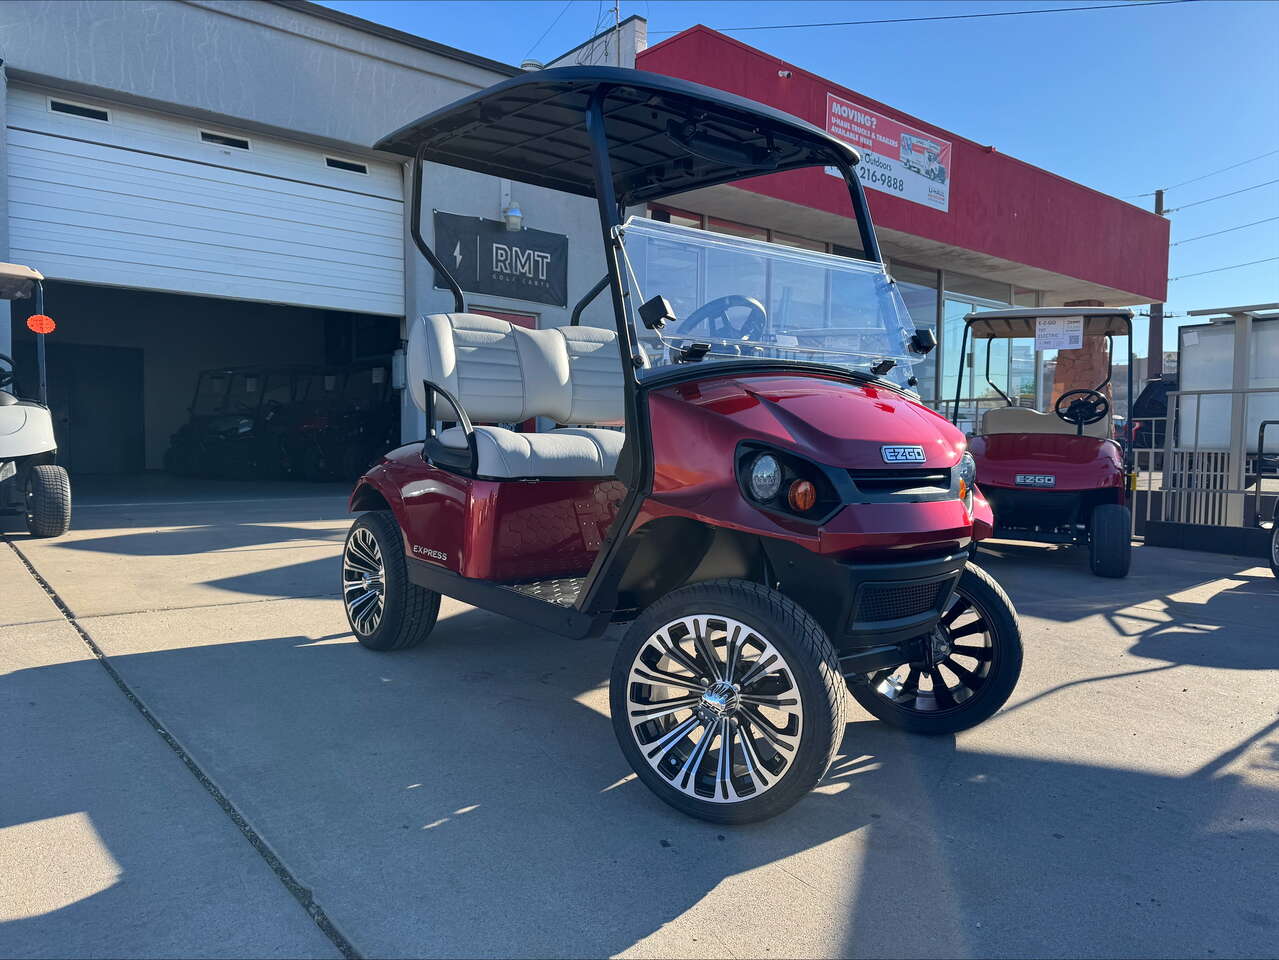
[317,0,1278,356]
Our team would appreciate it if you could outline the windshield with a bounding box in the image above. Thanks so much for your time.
[616,218,917,385]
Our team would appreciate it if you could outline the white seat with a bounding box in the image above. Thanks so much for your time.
[439,425,625,478]
[981,406,1109,439]
[407,313,626,479]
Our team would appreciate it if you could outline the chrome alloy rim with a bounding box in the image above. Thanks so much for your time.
[625,615,804,804]
[866,585,994,713]
[343,527,386,635]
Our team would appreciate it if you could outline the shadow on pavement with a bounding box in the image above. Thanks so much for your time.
[4,616,1276,958]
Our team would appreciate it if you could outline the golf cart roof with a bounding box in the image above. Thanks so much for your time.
[964,307,1134,339]
[375,66,859,205]
[0,261,43,301]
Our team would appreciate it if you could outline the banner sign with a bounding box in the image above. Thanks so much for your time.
[825,93,952,212]
[1034,316,1084,351]
[433,212,569,307]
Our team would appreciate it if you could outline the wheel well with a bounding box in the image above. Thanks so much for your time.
[613,517,769,616]
[350,481,391,513]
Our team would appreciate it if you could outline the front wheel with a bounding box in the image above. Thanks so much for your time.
[610,579,846,824]
[342,511,440,650]
[1089,503,1132,578]
[1268,522,1278,579]
[847,563,1022,735]
[25,464,71,538]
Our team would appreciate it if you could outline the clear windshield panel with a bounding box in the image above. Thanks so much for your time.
[617,218,917,384]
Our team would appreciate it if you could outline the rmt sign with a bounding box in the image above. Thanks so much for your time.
[433,212,568,306]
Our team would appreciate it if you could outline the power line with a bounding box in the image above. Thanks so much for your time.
[523,0,576,61]
[1171,216,1279,246]
[1166,178,1279,212]
[649,0,1193,36]
[1162,147,1279,193]
[1169,255,1279,282]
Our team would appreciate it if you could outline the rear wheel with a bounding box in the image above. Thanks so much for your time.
[610,579,846,824]
[25,464,71,538]
[1268,522,1278,579]
[847,564,1022,735]
[1089,503,1132,578]
[342,511,440,650]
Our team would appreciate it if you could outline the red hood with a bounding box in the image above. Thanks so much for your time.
[658,372,965,469]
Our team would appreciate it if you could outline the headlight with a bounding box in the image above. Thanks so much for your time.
[957,451,976,507]
[748,454,782,502]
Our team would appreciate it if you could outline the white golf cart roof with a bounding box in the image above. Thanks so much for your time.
[964,306,1133,339]
[0,261,43,301]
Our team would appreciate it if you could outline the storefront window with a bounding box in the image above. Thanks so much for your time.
[706,217,768,241]
[891,263,938,405]
[772,232,827,252]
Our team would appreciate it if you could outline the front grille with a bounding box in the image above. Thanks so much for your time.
[853,577,951,625]
[847,468,951,501]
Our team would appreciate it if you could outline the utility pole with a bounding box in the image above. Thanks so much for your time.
[1147,188,1166,379]
[613,1,621,66]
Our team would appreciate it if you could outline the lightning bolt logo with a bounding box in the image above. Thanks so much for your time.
[453,241,462,269]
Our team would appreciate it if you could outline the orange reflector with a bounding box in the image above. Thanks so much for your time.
[787,479,817,512]
[27,314,56,334]
[958,477,968,501]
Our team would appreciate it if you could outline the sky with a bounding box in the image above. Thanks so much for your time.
[316,0,1279,357]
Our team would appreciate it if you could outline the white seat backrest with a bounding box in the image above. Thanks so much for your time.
[981,406,1109,439]
[407,314,623,425]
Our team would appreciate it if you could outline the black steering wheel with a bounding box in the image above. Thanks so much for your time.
[1054,389,1109,432]
[679,295,767,342]
[0,353,15,391]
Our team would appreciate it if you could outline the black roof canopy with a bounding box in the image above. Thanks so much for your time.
[375,66,859,205]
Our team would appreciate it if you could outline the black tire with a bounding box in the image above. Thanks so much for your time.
[25,464,71,538]
[342,511,440,651]
[1268,523,1278,580]
[848,563,1022,735]
[610,579,846,824]
[1089,503,1132,578]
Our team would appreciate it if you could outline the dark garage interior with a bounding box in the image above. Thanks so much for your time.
[10,281,401,482]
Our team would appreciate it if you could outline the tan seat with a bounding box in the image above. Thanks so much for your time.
[981,406,1109,439]
[406,313,625,478]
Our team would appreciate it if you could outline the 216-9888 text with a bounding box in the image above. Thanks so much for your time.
[861,169,906,192]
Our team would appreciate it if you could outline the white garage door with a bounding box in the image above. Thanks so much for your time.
[6,86,404,315]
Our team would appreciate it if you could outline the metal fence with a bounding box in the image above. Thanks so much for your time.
[1130,386,1279,535]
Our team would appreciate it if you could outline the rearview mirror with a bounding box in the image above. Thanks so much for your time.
[639,295,677,330]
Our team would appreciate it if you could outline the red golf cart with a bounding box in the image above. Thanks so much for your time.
[341,67,1023,822]
[953,307,1135,578]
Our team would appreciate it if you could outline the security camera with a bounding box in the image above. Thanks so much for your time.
[778,70,793,78]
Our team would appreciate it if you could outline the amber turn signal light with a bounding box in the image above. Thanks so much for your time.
[787,479,816,512]
[26,314,56,334]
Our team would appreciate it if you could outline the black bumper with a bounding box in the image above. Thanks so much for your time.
[761,538,966,651]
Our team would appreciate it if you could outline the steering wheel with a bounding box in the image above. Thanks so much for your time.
[1054,389,1109,431]
[0,353,15,391]
[679,295,767,342]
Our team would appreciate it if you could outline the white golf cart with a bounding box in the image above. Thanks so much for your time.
[0,262,71,538]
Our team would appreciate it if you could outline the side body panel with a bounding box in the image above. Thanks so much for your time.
[351,443,623,582]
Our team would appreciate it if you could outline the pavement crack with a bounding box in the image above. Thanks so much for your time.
[4,537,361,960]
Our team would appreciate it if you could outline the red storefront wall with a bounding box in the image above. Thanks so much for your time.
[637,27,1168,303]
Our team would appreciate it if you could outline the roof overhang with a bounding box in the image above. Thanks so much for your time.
[965,307,1133,339]
[0,261,43,300]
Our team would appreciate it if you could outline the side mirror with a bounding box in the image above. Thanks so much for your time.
[909,328,937,356]
[639,295,677,330]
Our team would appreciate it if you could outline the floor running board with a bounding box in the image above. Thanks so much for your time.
[507,576,586,607]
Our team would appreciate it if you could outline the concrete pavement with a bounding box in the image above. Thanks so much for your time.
[2,485,1277,958]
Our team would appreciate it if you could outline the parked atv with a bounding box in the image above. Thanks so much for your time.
[0,262,71,537]
[286,361,399,481]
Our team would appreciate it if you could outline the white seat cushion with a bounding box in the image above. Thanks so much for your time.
[982,406,1109,439]
[439,425,624,479]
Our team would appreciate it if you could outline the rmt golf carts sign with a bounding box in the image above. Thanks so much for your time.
[433,212,569,307]
[824,93,952,212]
